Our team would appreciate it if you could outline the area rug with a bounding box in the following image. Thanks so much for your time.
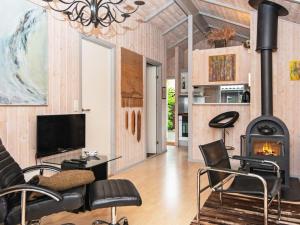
[191,192,300,225]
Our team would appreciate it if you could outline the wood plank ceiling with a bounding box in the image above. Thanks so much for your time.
[133,0,250,51]
[132,0,300,52]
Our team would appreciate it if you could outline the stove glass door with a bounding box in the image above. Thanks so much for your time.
[252,138,283,157]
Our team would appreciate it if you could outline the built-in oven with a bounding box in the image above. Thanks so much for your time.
[220,85,245,103]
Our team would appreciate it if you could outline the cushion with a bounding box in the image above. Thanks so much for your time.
[28,170,95,200]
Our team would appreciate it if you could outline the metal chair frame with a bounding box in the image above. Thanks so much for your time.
[0,165,62,225]
[92,207,128,225]
[197,157,281,225]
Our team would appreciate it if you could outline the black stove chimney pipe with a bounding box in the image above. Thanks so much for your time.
[249,0,288,116]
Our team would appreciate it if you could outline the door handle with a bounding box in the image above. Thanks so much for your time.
[82,108,91,112]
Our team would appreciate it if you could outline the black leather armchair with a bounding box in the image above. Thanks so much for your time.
[0,139,86,225]
[197,140,281,225]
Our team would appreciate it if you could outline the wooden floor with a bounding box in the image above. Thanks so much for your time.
[43,146,210,225]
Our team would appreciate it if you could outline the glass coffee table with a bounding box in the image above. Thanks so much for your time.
[42,153,122,181]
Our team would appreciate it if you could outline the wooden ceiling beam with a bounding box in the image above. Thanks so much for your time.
[200,0,300,25]
[144,0,174,22]
[174,0,210,35]
[284,0,300,3]
[162,17,188,36]
[166,0,252,50]
[167,30,200,49]
[199,11,250,29]
[200,0,250,14]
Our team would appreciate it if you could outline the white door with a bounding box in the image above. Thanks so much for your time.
[146,64,157,155]
[81,38,114,158]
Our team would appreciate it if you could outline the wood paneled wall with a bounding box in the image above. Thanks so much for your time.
[0,8,166,171]
[182,39,243,70]
[174,47,185,146]
[167,55,175,78]
[112,19,167,171]
[192,105,250,160]
[250,12,300,177]
[191,46,251,162]
[192,46,250,86]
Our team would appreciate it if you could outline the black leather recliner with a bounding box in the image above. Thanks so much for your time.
[0,139,86,225]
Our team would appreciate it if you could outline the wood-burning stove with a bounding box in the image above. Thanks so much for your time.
[246,116,290,186]
[245,0,290,187]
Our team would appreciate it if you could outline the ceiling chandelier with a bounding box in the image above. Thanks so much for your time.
[43,0,145,28]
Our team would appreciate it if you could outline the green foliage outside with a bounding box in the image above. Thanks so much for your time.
[168,87,175,130]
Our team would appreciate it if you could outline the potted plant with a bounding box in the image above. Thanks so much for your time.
[207,27,236,48]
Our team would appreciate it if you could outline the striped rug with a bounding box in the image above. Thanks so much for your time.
[191,192,300,225]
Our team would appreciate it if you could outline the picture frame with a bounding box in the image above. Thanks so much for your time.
[209,54,236,82]
[180,72,188,93]
[0,0,48,105]
[290,60,300,81]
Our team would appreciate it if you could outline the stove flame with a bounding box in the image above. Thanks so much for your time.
[262,142,274,155]
[253,140,281,157]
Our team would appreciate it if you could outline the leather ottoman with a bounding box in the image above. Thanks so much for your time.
[89,179,142,225]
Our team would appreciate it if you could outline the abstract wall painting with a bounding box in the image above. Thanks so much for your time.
[0,0,48,105]
[289,60,300,81]
[209,54,236,82]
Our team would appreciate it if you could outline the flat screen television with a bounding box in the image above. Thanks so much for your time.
[37,114,85,158]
